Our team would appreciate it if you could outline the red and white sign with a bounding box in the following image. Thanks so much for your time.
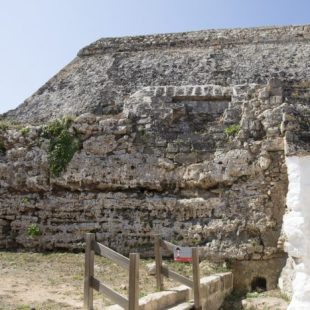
[174,246,192,262]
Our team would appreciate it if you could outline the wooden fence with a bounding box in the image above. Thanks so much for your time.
[154,234,202,309]
[84,234,202,310]
[84,233,139,310]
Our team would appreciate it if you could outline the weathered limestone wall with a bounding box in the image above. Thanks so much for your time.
[0,81,288,266]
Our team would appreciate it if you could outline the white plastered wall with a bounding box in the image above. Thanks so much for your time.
[282,156,310,310]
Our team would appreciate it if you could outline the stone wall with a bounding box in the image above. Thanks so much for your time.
[0,80,290,265]
[200,273,233,310]
[231,257,287,293]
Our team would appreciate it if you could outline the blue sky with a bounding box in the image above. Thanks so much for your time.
[1,0,310,114]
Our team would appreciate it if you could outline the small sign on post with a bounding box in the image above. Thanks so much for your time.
[174,246,192,262]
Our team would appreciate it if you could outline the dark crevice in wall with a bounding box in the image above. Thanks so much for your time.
[251,276,267,292]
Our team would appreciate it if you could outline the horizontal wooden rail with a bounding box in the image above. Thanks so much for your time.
[91,277,128,309]
[161,265,194,288]
[160,239,176,253]
[92,240,130,270]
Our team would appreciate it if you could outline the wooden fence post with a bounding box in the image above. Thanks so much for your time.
[128,253,139,310]
[192,247,202,309]
[154,234,163,291]
[84,233,95,310]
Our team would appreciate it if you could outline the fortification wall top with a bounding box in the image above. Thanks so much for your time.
[79,25,310,56]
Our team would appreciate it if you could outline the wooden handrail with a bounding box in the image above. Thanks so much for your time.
[92,240,130,270]
[154,234,202,309]
[160,239,176,253]
[91,277,128,308]
[84,233,139,310]
[85,233,201,309]
[161,265,194,288]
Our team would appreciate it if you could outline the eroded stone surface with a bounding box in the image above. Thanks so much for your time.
[0,82,290,263]
[3,25,310,124]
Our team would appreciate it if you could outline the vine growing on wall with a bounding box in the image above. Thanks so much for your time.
[41,117,81,177]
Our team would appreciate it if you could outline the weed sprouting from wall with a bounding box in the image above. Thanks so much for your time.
[27,223,41,237]
[20,127,30,136]
[225,124,240,137]
[41,117,81,177]
[21,197,30,204]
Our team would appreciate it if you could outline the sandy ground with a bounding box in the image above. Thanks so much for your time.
[0,252,101,309]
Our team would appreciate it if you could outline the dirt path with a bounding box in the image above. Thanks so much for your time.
[0,252,99,309]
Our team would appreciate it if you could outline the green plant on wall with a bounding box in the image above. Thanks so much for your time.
[225,124,240,137]
[21,197,30,204]
[41,117,81,177]
[0,119,21,131]
[0,121,9,131]
[20,127,30,136]
[27,223,41,237]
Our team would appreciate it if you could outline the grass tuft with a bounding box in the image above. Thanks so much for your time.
[225,124,240,137]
